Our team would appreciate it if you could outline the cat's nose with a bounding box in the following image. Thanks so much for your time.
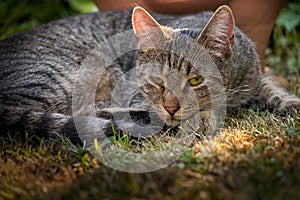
[164,106,179,116]
[164,90,180,116]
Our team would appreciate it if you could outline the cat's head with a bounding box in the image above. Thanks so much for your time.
[132,5,234,127]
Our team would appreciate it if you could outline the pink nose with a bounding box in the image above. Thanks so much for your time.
[164,106,179,116]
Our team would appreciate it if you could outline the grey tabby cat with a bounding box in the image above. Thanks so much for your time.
[0,5,299,144]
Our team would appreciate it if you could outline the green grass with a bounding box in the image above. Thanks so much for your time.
[86,123,193,173]
[1,109,300,199]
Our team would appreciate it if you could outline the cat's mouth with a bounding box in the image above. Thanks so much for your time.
[153,105,197,127]
[165,111,198,127]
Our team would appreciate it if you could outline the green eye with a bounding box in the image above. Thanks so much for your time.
[188,76,203,86]
[152,76,164,85]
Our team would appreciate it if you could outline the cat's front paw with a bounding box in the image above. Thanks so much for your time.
[278,96,300,115]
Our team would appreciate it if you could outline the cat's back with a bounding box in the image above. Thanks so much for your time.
[0,10,134,112]
[0,10,133,71]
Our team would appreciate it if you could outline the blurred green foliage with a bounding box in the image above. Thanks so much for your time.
[0,0,97,40]
[0,0,299,78]
[266,0,300,77]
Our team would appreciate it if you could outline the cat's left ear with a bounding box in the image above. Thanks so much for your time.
[197,5,235,58]
[132,6,165,49]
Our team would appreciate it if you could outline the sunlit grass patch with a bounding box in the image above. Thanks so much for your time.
[173,108,300,199]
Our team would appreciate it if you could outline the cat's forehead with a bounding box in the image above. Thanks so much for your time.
[137,28,212,77]
[140,57,202,79]
[165,58,200,77]
[175,28,201,39]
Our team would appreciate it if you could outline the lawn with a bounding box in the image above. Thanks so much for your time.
[0,0,300,200]
[1,109,300,199]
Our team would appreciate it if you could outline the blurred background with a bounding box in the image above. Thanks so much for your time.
[0,0,299,93]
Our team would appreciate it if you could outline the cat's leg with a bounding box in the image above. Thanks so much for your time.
[256,72,300,114]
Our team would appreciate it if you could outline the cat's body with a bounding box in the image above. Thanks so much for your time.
[0,6,299,143]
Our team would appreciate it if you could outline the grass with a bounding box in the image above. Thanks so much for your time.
[1,108,300,199]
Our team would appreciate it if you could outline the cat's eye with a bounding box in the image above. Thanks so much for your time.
[188,76,203,86]
[151,76,164,85]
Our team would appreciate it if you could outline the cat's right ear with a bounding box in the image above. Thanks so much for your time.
[197,5,235,58]
[132,6,164,49]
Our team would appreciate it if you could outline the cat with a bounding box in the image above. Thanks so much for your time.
[0,5,299,144]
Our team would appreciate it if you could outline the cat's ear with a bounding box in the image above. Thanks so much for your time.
[132,6,164,49]
[197,5,235,58]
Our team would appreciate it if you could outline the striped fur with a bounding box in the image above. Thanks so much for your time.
[0,6,299,143]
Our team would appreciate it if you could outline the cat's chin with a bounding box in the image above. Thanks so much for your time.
[162,113,187,127]
[165,118,180,127]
